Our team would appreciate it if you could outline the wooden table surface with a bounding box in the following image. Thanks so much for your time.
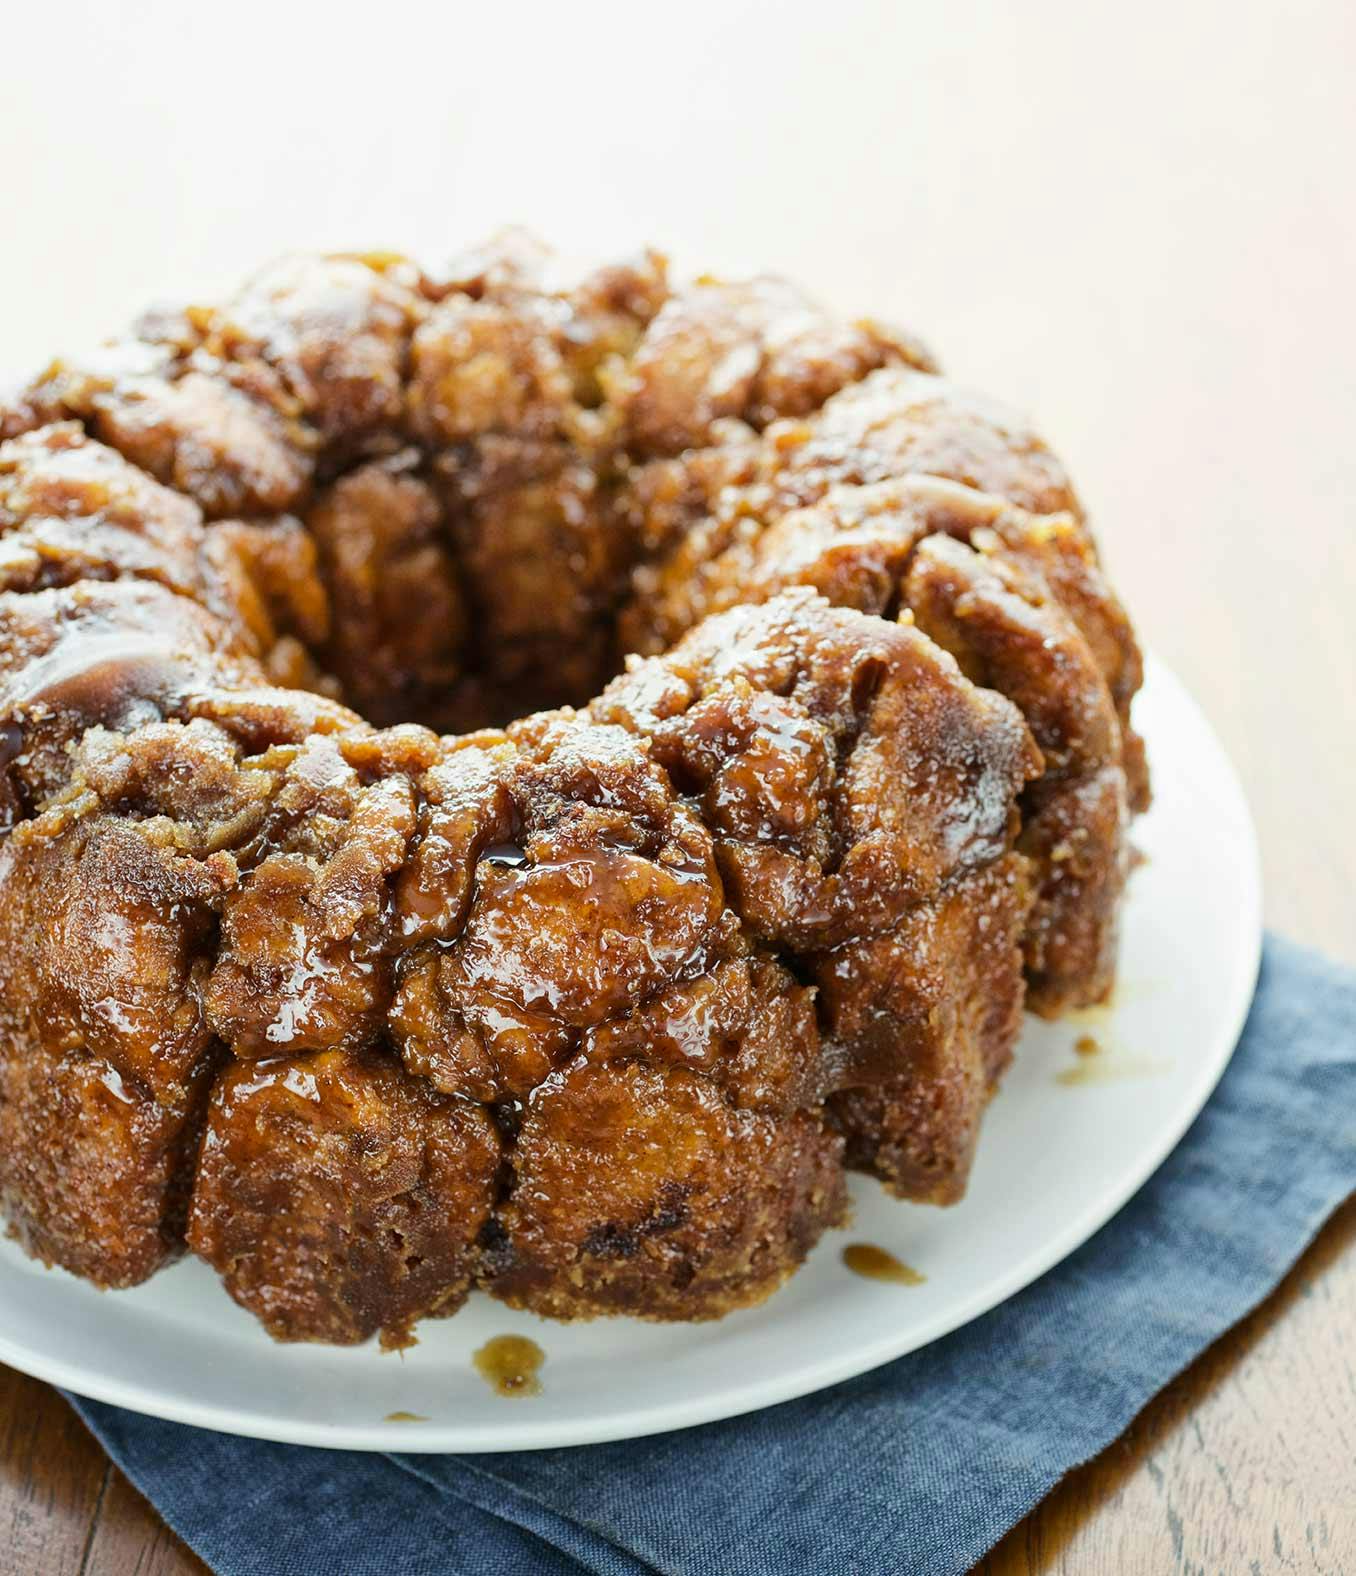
[1,2,1353,1570]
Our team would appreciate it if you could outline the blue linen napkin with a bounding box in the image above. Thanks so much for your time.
[67,934,1356,1576]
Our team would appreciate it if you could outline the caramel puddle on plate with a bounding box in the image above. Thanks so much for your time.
[473,1334,545,1398]
[842,1243,926,1286]
[1060,982,1128,1031]
[1056,1032,1166,1086]
[384,1411,430,1423]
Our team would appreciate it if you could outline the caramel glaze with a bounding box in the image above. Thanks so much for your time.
[384,1411,430,1423]
[0,719,22,831]
[473,1334,545,1398]
[1056,1035,1165,1086]
[6,633,192,726]
[842,1242,926,1285]
[0,233,1148,1349]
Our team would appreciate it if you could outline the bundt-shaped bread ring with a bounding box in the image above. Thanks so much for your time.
[0,234,1145,1345]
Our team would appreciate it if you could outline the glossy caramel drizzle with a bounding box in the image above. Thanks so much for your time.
[842,1242,925,1285]
[473,1334,545,1397]
[1056,1034,1166,1086]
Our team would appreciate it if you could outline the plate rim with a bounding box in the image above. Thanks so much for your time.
[0,654,1263,1452]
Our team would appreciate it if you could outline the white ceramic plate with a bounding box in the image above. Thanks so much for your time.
[0,656,1261,1452]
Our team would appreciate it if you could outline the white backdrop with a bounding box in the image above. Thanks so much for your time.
[3,0,1353,933]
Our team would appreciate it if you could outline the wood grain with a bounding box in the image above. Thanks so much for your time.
[981,1198,1356,1575]
[81,1472,209,1576]
[0,1368,109,1576]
